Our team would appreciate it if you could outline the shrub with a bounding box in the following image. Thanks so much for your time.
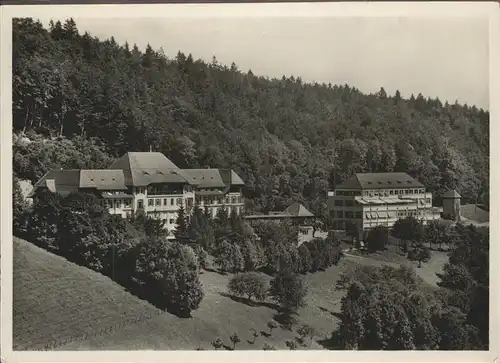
[297,243,312,273]
[194,245,208,270]
[285,340,297,350]
[269,270,308,312]
[211,338,223,350]
[408,246,431,268]
[12,175,30,237]
[228,272,267,301]
[262,343,276,350]
[267,321,277,334]
[136,240,204,316]
[240,239,265,271]
[297,324,317,346]
[366,225,389,252]
[214,240,244,273]
[26,188,63,250]
[230,333,241,350]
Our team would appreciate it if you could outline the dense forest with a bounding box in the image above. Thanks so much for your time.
[13,18,490,219]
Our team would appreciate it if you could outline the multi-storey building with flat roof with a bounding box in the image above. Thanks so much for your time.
[327,172,441,231]
[29,152,245,238]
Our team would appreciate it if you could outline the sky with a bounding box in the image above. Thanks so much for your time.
[39,16,489,109]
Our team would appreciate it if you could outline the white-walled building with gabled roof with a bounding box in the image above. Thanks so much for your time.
[30,151,246,238]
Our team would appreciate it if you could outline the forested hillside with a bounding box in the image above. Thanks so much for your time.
[13,18,489,218]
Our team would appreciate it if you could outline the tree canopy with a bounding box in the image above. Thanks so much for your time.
[13,18,489,222]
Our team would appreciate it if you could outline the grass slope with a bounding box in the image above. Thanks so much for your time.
[13,237,447,350]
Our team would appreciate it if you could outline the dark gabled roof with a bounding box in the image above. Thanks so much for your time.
[182,168,245,188]
[80,170,127,190]
[30,169,81,197]
[33,169,80,189]
[244,203,314,220]
[220,169,245,186]
[182,169,226,188]
[30,169,129,197]
[109,152,197,186]
[442,190,462,198]
[336,172,424,190]
[283,202,314,217]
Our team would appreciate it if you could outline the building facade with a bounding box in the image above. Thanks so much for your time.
[327,172,441,231]
[30,152,245,238]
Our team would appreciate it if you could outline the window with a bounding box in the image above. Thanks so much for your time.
[137,200,144,209]
[163,198,168,205]
[345,200,354,207]
[336,211,343,218]
[169,219,175,224]
[155,199,161,206]
[238,196,243,203]
[355,211,362,219]
[231,196,236,204]
[148,199,154,207]
[225,197,230,204]
[334,200,344,207]
[345,211,354,218]
[390,190,394,195]
[176,198,182,206]
[337,191,344,196]
[124,199,131,207]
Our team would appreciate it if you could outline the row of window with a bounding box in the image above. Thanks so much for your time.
[147,197,194,207]
[334,199,356,207]
[136,185,209,195]
[334,198,430,207]
[198,196,244,205]
[364,189,426,197]
[333,209,420,220]
[335,188,426,197]
[335,191,362,196]
[334,211,363,219]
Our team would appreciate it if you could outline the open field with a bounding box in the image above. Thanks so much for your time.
[13,237,447,350]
